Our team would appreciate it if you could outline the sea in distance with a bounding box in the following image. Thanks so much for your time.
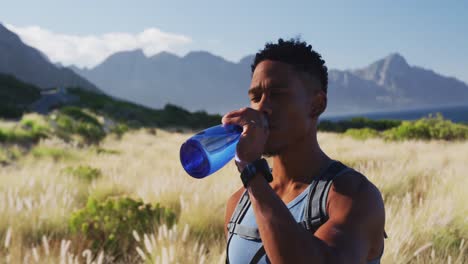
[321,104,468,123]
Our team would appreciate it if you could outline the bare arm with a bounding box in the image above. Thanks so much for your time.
[244,171,384,264]
[221,107,385,263]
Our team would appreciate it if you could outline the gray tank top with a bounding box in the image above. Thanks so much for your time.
[226,161,384,264]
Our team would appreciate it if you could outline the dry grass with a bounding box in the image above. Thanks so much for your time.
[0,129,466,263]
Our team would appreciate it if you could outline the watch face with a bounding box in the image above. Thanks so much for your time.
[241,163,257,187]
[241,159,273,187]
[253,159,267,172]
[247,164,257,175]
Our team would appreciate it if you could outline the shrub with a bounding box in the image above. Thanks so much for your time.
[75,121,106,143]
[52,107,105,144]
[58,107,101,127]
[383,114,468,141]
[31,146,74,160]
[344,128,380,140]
[318,117,401,133]
[20,116,50,138]
[0,115,48,144]
[63,165,103,182]
[0,128,10,142]
[69,196,177,256]
[110,123,129,138]
[0,127,44,144]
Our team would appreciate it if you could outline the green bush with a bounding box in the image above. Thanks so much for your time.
[69,196,176,256]
[0,116,49,144]
[0,128,11,142]
[110,122,129,138]
[318,117,402,133]
[0,127,45,144]
[383,114,468,141]
[320,114,468,141]
[63,165,103,182]
[58,106,101,127]
[344,128,380,140]
[31,146,74,160]
[52,107,105,144]
[20,117,50,137]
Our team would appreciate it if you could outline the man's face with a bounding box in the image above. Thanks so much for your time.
[248,60,322,156]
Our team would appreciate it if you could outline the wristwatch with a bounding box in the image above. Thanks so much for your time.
[240,158,273,188]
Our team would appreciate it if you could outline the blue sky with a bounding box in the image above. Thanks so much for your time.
[2,0,467,82]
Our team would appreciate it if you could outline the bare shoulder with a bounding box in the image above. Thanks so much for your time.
[324,168,385,256]
[224,187,246,238]
[331,169,382,201]
[328,168,385,222]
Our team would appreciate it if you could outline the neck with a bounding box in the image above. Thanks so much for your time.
[270,131,330,192]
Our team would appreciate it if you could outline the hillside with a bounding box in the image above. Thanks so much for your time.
[0,73,221,132]
[0,23,100,93]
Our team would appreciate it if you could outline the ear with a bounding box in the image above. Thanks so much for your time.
[309,91,327,117]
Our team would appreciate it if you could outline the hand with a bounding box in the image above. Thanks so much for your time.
[221,107,270,169]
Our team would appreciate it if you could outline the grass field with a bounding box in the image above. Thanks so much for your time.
[0,127,467,263]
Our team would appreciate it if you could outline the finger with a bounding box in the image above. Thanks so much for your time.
[221,113,240,124]
[223,115,268,135]
[222,115,252,127]
[221,108,248,123]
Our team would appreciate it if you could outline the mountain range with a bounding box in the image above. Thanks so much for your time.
[71,50,468,115]
[0,23,100,93]
[1,22,467,116]
[70,50,253,115]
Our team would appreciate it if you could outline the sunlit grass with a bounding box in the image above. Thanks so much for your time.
[0,129,466,263]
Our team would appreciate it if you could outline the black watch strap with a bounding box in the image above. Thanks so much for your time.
[240,158,273,188]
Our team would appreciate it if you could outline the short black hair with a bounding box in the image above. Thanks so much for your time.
[251,38,328,93]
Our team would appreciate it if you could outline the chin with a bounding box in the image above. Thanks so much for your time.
[263,142,285,157]
[263,130,296,157]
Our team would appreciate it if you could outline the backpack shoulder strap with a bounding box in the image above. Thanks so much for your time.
[226,189,251,231]
[226,189,252,263]
[301,161,352,231]
[226,189,262,240]
[226,161,352,264]
[248,161,352,264]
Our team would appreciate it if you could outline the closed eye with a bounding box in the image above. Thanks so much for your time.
[250,96,261,102]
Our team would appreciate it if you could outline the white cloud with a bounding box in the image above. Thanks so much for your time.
[5,24,192,68]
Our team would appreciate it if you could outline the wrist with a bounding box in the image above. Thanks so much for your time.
[235,153,260,173]
[239,158,273,188]
[246,170,268,189]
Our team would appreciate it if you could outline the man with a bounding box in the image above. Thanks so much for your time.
[222,38,386,264]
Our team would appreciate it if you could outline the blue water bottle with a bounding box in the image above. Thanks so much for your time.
[180,124,243,178]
